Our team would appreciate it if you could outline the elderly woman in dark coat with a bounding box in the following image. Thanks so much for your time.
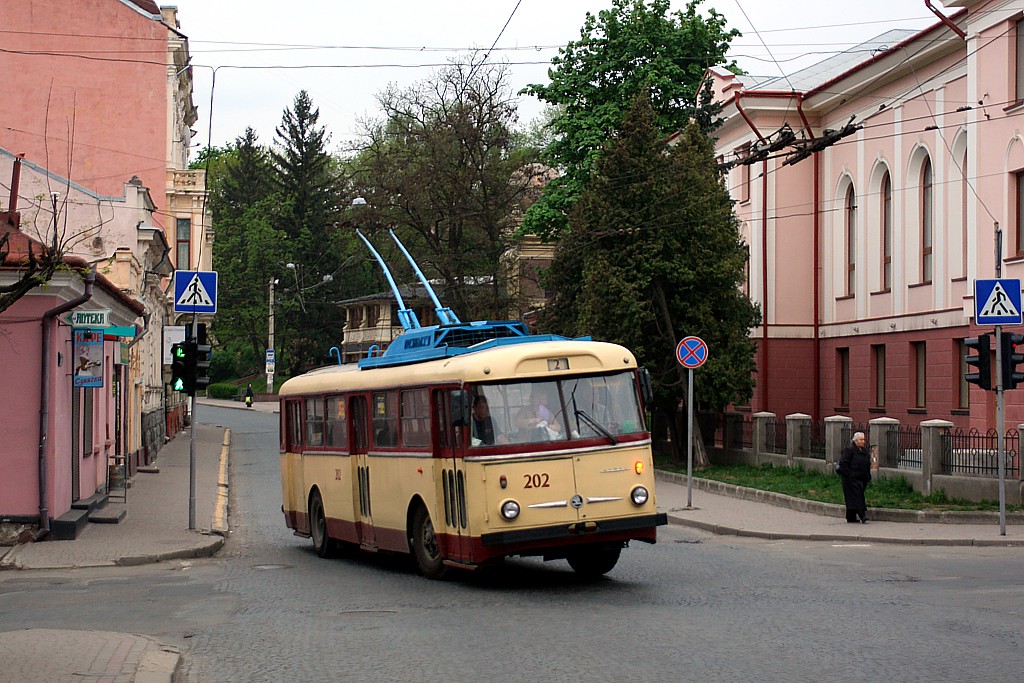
[837,431,872,523]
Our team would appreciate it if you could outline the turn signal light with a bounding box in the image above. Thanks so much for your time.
[634,461,644,475]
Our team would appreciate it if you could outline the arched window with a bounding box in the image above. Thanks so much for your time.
[845,185,857,296]
[880,171,892,291]
[960,147,968,276]
[921,157,933,283]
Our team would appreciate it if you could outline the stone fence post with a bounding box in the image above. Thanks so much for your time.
[920,419,953,497]
[825,415,853,470]
[786,413,811,463]
[868,417,900,471]
[752,412,775,465]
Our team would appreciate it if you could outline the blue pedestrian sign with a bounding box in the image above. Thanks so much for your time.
[676,336,709,369]
[975,279,1022,326]
[173,270,218,314]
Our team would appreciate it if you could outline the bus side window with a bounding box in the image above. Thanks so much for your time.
[285,400,303,451]
[372,391,398,448]
[326,395,347,448]
[305,398,324,447]
[401,388,430,448]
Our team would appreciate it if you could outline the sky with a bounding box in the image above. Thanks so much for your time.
[165,0,945,154]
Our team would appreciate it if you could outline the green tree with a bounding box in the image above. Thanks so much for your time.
[521,0,739,240]
[272,91,363,373]
[540,94,759,466]
[351,55,541,321]
[208,128,283,376]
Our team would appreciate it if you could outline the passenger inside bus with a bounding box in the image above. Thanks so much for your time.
[516,391,562,441]
[471,395,507,446]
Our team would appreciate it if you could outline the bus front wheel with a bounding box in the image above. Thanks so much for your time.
[566,543,621,577]
[411,505,449,580]
[309,490,337,558]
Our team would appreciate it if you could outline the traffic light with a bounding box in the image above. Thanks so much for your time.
[170,342,190,393]
[964,334,992,391]
[194,324,212,392]
[1001,332,1024,390]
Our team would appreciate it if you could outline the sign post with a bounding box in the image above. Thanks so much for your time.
[974,227,1022,535]
[676,336,709,508]
[173,270,219,530]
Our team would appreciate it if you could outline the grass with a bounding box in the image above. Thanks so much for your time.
[656,460,1023,512]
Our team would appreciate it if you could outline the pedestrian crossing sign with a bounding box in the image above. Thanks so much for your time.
[173,270,218,314]
[975,278,1022,325]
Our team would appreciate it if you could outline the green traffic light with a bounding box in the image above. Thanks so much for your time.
[172,346,185,358]
[172,377,185,391]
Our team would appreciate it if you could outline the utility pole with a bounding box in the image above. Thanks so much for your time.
[267,277,276,394]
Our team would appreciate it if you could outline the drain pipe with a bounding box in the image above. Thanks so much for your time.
[35,265,96,540]
[924,1,966,40]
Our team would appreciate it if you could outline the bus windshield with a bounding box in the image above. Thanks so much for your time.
[469,371,644,447]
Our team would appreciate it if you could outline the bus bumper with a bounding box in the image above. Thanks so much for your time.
[479,512,667,547]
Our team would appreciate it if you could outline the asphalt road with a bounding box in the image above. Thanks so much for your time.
[1,405,1021,682]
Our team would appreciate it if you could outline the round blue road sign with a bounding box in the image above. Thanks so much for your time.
[676,336,708,369]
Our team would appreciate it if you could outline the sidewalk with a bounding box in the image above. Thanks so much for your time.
[0,418,233,683]
[655,470,1024,546]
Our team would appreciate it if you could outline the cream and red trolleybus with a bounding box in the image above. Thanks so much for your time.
[278,231,667,579]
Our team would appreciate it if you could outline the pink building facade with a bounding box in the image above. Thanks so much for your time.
[0,1,206,541]
[707,0,1024,431]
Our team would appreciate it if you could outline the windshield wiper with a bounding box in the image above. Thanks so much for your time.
[574,408,618,445]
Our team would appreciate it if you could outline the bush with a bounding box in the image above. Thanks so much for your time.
[207,383,240,400]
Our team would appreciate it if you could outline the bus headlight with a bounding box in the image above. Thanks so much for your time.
[630,486,649,506]
[500,500,521,520]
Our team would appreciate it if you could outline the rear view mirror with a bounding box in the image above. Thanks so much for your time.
[450,390,471,427]
[638,367,653,405]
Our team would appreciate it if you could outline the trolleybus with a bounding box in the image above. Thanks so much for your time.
[278,231,666,578]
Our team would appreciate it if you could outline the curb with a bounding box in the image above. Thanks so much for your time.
[655,470,1024,525]
[664,513,1024,546]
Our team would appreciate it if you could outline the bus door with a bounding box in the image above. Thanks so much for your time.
[434,388,470,562]
[349,395,375,548]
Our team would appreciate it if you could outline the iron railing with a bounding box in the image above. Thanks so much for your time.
[942,428,1021,477]
[885,425,922,470]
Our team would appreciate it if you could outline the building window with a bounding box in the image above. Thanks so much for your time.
[838,347,850,408]
[1017,171,1024,256]
[1017,18,1024,103]
[959,148,968,277]
[956,339,970,410]
[845,185,857,296]
[913,341,927,408]
[921,158,933,283]
[738,144,751,203]
[176,217,191,271]
[881,171,892,291]
[872,344,886,408]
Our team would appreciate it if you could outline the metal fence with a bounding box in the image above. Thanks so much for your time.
[942,428,1021,477]
[803,421,826,459]
[736,415,753,449]
[764,417,787,454]
[885,425,922,470]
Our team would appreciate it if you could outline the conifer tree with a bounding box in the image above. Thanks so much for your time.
[541,94,759,465]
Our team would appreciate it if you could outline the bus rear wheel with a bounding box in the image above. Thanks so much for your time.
[566,543,621,578]
[309,490,337,558]
[411,505,449,580]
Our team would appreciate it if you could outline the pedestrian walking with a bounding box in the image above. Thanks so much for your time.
[245,383,254,408]
[837,431,871,523]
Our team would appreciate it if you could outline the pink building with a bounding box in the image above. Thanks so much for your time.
[0,1,206,541]
[706,0,1024,431]
[1,169,146,540]
[0,0,210,278]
